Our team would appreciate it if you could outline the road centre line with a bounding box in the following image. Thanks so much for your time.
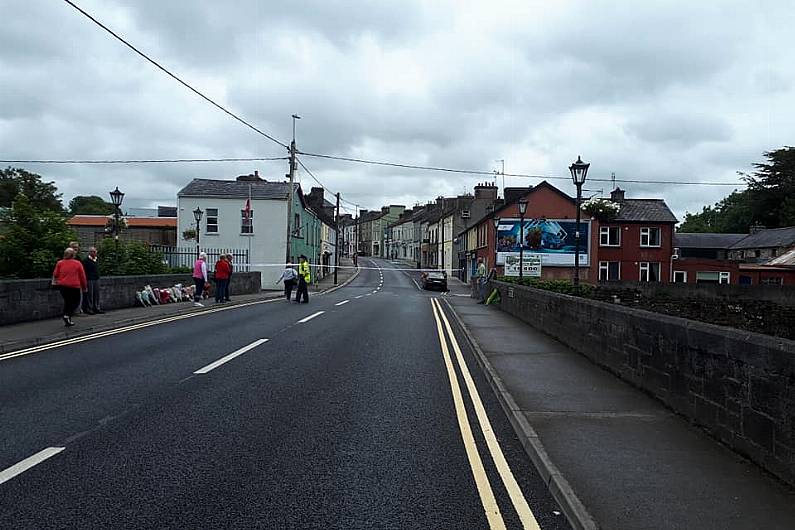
[298,311,325,323]
[433,298,540,529]
[193,338,269,374]
[430,299,505,529]
[0,447,65,486]
[0,297,281,363]
[335,300,350,306]
[355,295,364,299]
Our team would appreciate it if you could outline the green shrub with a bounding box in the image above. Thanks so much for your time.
[97,239,168,276]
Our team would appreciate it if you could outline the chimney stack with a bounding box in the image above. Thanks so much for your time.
[610,187,625,201]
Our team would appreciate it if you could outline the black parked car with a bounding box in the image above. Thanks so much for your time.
[421,271,448,291]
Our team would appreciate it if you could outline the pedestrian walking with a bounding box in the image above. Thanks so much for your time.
[295,255,311,303]
[52,248,87,327]
[81,246,103,314]
[224,253,233,301]
[214,255,231,303]
[193,252,208,307]
[69,241,85,314]
[475,257,487,303]
[276,264,298,301]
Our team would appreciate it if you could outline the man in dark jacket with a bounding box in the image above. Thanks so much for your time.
[82,246,103,314]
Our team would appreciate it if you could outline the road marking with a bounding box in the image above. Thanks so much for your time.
[0,447,65,485]
[298,311,325,323]
[433,298,540,529]
[0,298,281,363]
[194,338,269,374]
[430,299,505,530]
[335,300,350,306]
[355,295,364,299]
[372,290,378,294]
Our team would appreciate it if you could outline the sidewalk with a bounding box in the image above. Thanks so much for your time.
[444,281,795,530]
[0,260,359,355]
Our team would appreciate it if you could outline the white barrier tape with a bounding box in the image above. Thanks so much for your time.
[227,263,462,273]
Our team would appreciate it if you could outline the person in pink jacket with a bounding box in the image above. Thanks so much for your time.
[192,252,208,307]
[52,247,87,326]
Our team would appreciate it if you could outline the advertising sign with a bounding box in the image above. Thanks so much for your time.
[496,218,589,266]
[504,254,542,277]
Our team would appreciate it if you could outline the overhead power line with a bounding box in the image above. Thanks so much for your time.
[0,156,288,164]
[62,0,288,150]
[296,157,360,208]
[299,151,746,187]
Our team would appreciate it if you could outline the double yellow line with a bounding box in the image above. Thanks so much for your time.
[430,297,540,530]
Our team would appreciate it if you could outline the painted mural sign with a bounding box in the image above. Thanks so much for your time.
[496,218,590,266]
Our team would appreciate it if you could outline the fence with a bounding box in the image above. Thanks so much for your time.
[151,246,250,272]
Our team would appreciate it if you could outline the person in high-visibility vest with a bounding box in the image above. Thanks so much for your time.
[296,255,311,303]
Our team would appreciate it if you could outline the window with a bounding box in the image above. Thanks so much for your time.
[695,271,730,284]
[598,261,620,281]
[241,209,254,234]
[206,208,218,233]
[599,226,621,246]
[639,262,660,282]
[672,271,687,283]
[294,213,300,237]
[640,227,661,247]
[762,277,783,285]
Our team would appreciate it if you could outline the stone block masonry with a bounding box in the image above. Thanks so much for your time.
[490,280,795,487]
[0,272,261,326]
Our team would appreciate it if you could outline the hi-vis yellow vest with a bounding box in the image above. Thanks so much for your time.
[299,261,311,282]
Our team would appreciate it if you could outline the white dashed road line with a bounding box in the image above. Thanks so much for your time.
[194,338,269,374]
[335,300,350,306]
[298,311,325,323]
[0,447,65,485]
[355,295,364,299]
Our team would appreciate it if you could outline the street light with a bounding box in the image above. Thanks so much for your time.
[193,207,204,258]
[569,155,590,288]
[109,187,124,269]
[518,198,528,279]
[493,216,500,271]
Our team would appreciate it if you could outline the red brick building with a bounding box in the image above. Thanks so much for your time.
[69,215,177,249]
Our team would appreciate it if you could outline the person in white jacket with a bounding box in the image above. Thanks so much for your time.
[276,264,298,301]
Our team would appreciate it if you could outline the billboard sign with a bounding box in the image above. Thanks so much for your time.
[504,254,542,277]
[496,218,590,266]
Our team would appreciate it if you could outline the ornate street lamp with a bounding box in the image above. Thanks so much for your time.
[569,156,590,288]
[193,207,204,258]
[518,198,528,279]
[109,187,125,269]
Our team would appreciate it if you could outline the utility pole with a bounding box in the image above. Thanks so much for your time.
[334,192,340,285]
[495,159,505,197]
[286,114,300,264]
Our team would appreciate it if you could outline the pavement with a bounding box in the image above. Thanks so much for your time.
[0,259,359,355]
[0,258,570,529]
[443,279,795,529]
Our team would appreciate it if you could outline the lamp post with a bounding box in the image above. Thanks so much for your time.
[493,216,500,272]
[193,207,204,258]
[518,198,528,279]
[109,186,124,270]
[568,155,590,288]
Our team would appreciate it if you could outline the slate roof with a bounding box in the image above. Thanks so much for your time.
[730,226,795,249]
[177,178,292,200]
[614,199,678,223]
[673,233,747,249]
[767,247,795,266]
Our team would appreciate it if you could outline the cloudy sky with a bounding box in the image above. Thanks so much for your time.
[2,0,793,219]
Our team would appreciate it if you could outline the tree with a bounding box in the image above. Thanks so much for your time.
[0,167,64,212]
[678,147,795,233]
[0,193,76,278]
[96,238,167,276]
[69,195,115,215]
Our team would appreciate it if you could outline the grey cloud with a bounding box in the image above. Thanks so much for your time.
[627,113,733,146]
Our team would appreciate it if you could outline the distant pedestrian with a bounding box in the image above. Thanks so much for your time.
[276,264,298,301]
[296,255,311,303]
[214,255,231,303]
[224,253,234,301]
[193,252,208,307]
[81,246,103,314]
[52,248,87,327]
[475,257,487,303]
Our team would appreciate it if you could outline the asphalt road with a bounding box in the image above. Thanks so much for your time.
[0,258,570,529]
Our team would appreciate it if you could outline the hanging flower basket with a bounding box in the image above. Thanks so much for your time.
[182,228,197,241]
[581,198,620,221]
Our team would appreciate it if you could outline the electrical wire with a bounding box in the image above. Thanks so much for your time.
[298,150,746,187]
[0,157,288,164]
[62,0,288,150]
[296,157,360,208]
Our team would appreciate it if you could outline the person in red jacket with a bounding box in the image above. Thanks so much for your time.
[52,247,87,326]
[214,255,232,303]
